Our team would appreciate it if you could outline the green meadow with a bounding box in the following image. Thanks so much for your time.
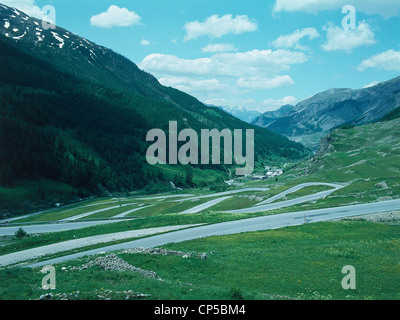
[1,220,399,300]
[1,118,400,300]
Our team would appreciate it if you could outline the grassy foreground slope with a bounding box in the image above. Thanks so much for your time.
[1,220,399,300]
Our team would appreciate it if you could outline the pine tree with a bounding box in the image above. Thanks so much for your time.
[157,170,164,181]
[185,170,193,187]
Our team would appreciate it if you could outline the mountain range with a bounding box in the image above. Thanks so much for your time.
[252,77,400,149]
[209,105,261,124]
[0,4,309,209]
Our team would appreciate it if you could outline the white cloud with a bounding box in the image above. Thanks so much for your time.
[273,0,400,18]
[159,76,229,97]
[140,49,308,78]
[1,0,45,19]
[140,54,213,77]
[141,38,150,46]
[205,98,230,106]
[272,27,319,50]
[358,50,400,72]
[90,5,141,28]
[201,43,237,53]
[262,96,299,110]
[184,14,258,41]
[322,21,376,53]
[236,75,294,90]
[139,49,307,112]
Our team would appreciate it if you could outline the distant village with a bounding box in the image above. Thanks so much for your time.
[249,166,284,181]
[225,165,286,185]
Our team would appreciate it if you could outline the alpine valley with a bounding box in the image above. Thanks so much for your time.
[0,4,309,212]
[1,2,400,303]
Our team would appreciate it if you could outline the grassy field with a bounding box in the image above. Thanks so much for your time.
[1,220,399,300]
[1,118,400,300]
[0,179,76,214]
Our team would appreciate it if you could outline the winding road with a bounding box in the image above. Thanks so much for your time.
[179,196,233,214]
[0,219,136,237]
[255,182,344,206]
[228,183,345,213]
[24,198,400,268]
[2,181,400,268]
[0,224,202,267]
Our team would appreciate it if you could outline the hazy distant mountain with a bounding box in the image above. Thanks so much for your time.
[209,105,261,123]
[253,77,400,138]
[252,105,295,128]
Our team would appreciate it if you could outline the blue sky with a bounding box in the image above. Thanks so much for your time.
[3,0,400,112]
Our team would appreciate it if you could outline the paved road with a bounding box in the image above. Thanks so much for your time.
[254,182,344,206]
[135,194,194,200]
[0,224,202,267]
[0,219,136,237]
[172,188,269,202]
[0,194,192,224]
[25,199,400,268]
[177,182,344,214]
[112,205,155,218]
[179,196,233,214]
[0,182,344,235]
[0,201,87,224]
[60,203,136,221]
[228,190,343,213]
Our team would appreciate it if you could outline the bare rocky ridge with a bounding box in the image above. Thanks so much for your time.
[314,134,336,158]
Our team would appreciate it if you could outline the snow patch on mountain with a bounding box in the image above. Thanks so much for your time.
[12,31,26,40]
[51,31,64,49]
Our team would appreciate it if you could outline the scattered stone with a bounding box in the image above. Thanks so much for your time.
[375,181,390,190]
[39,293,53,300]
[95,289,150,300]
[123,247,189,256]
[70,254,158,279]
[348,210,400,223]
[377,196,393,201]
[122,247,210,260]
[239,195,264,202]
[38,289,149,300]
